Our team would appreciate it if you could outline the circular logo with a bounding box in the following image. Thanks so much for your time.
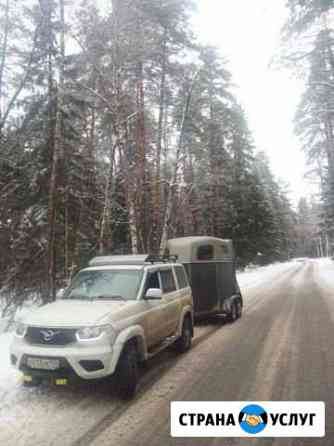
[239,404,268,434]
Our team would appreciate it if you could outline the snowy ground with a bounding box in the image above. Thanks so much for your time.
[236,261,298,289]
[0,332,21,414]
[314,257,334,290]
[0,259,331,445]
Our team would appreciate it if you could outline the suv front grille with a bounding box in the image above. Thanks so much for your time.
[25,327,77,346]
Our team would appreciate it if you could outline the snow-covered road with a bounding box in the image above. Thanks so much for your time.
[0,260,328,446]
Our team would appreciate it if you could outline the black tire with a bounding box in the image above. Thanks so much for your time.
[236,299,243,319]
[115,342,139,400]
[174,317,192,353]
[228,301,237,323]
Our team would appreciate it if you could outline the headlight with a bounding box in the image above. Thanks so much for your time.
[76,325,114,342]
[15,322,27,338]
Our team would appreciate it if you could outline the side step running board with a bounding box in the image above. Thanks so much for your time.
[147,335,178,359]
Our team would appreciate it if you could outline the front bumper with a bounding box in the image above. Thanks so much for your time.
[19,356,81,385]
[10,337,119,381]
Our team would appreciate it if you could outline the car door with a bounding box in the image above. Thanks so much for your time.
[159,268,180,336]
[142,270,168,347]
[174,265,191,309]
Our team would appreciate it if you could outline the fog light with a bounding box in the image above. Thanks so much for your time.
[79,360,104,372]
[23,375,32,382]
[10,354,17,365]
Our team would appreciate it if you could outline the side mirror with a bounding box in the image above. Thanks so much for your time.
[145,288,162,300]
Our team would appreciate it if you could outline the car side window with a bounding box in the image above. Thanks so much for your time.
[159,269,176,293]
[145,272,160,292]
[174,266,188,289]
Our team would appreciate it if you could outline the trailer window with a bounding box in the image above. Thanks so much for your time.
[219,244,229,256]
[174,266,188,289]
[160,269,176,293]
[219,245,231,257]
[197,245,214,261]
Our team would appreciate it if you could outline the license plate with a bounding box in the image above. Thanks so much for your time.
[26,357,60,370]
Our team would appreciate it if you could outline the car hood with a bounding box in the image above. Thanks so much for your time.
[22,300,130,328]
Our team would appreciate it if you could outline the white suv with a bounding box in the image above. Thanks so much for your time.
[10,255,193,398]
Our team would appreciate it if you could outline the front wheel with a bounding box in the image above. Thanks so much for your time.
[174,317,192,353]
[115,342,139,400]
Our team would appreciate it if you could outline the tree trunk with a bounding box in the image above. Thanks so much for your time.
[46,0,65,301]
[152,28,168,253]
[99,127,116,254]
[0,0,10,122]
[135,60,147,252]
[160,71,199,252]
[46,53,57,302]
[58,0,67,278]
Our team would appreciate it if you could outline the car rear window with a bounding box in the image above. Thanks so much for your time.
[174,266,188,289]
[160,269,176,293]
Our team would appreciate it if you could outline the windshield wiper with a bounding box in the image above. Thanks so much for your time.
[93,295,126,301]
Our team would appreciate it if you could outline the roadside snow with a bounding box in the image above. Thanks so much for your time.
[0,332,21,415]
[314,258,334,290]
[237,261,296,290]
[0,300,39,335]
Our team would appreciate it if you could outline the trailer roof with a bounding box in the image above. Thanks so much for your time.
[166,236,234,263]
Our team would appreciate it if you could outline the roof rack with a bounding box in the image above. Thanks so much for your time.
[89,254,179,267]
[146,255,179,264]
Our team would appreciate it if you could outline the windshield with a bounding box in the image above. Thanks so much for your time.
[63,270,143,301]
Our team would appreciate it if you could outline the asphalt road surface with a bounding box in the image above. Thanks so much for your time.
[1,259,334,446]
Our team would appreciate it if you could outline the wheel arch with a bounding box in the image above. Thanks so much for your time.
[111,326,148,373]
[178,306,194,337]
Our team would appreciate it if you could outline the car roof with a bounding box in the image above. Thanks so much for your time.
[88,255,182,268]
[83,262,184,273]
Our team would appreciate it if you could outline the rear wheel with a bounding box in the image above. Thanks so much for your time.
[236,299,243,319]
[174,317,192,353]
[228,302,237,323]
[115,342,138,399]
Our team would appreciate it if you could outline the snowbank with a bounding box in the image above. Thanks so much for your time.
[237,261,295,290]
[0,332,21,415]
[314,258,334,290]
[0,300,38,335]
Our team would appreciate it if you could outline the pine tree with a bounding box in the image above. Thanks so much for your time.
[0,0,299,312]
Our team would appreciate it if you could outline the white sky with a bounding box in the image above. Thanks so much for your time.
[193,0,316,205]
